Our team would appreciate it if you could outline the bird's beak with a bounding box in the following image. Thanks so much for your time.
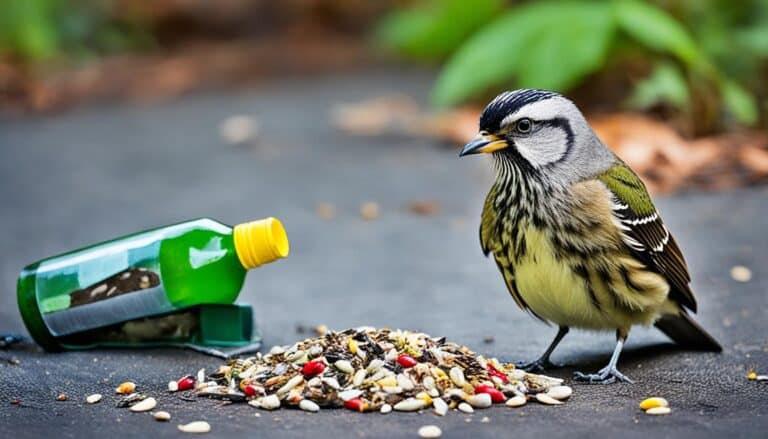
[459,133,507,157]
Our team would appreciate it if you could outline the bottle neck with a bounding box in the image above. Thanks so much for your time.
[232,218,290,270]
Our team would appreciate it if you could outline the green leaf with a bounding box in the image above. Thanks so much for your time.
[614,0,705,68]
[433,1,615,106]
[376,0,502,60]
[627,62,690,110]
[720,79,759,125]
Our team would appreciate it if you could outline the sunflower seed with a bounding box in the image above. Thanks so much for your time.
[277,375,304,395]
[353,369,367,387]
[505,395,527,407]
[535,393,563,405]
[335,360,354,374]
[397,374,414,391]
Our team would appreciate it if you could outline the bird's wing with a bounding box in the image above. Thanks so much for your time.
[597,162,697,312]
[480,185,498,256]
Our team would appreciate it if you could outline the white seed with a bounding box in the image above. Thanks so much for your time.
[505,395,527,407]
[339,389,363,401]
[260,394,281,410]
[449,367,466,387]
[546,385,573,400]
[356,349,367,362]
[269,346,285,355]
[382,386,403,394]
[422,376,436,391]
[322,377,341,390]
[418,425,442,438]
[154,411,171,421]
[308,345,323,357]
[394,398,426,412]
[427,388,439,398]
[646,406,672,416]
[458,402,474,413]
[367,359,385,373]
[277,375,304,395]
[380,403,392,414]
[299,399,320,412]
[285,350,305,362]
[397,374,415,391]
[129,397,157,412]
[196,368,205,385]
[756,375,768,381]
[510,369,526,380]
[535,393,563,405]
[334,360,354,374]
[385,349,398,361]
[730,265,752,282]
[89,284,107,297]
[481,416,490,423]
[219,115,258,145]
[466,393,492,408]
[178,421,211,433]
[86,394,102,404]
[433,398,448,416]
[168,380,178,392]
[353,369,367,387]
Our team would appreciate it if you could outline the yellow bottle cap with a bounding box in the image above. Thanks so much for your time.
[233,218,290,269]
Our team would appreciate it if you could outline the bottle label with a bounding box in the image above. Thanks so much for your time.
[35,239,174,336]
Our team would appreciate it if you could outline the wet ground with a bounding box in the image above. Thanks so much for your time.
[1,70,766,438]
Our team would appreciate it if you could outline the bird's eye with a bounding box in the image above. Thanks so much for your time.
[516,118,532,134]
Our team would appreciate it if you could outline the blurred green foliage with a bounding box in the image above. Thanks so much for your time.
[378,0,768,130]
[0,0,152,63]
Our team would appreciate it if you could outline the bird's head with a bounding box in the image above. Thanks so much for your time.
[460,89,610,181]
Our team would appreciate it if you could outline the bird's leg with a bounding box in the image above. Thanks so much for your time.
[516,326,569,372]
[574,330,634,384]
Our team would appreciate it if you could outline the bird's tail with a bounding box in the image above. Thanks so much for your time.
[654,312,722,352]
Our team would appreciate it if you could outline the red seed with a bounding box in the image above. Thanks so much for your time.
[243,384,258,397]
[474,385,506,403]
[397,354,418,368]
[302,360,326,377]
[177,376,196,391]
[487,364,508,383]
[344,397,367,412]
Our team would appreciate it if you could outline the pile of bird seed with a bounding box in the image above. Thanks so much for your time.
[172,327,573,414]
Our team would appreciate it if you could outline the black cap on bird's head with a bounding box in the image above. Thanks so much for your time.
[460,89,560,157]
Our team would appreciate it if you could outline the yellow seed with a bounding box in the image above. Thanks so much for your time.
[348,338,358,355]
[416,391,433,406]
[431,367,447,380]
[115,382,136,394]
[747,371,757,380]
[377,377,398,388]
[639,397,669,410]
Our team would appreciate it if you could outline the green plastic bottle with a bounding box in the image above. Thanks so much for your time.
[17,217,289,351]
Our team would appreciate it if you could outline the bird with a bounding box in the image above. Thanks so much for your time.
[459,89,721,384]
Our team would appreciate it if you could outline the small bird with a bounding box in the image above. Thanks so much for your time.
[460,90,721,384]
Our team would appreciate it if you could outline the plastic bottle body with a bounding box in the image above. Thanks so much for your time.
[17,218,246,349]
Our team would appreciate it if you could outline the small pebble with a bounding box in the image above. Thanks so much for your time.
[639,397,668,410]
[130,397,157,412]
[505,395,527,408]
[458,402,474,413]
[646,406,672,416]
[418,425,442,438]
[730,265,752,282]
[178,421,211,433]
[86,394,102,404]
[154,411,171,422]
[299,399,320,413]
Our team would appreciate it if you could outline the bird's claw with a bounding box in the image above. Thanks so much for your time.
[515,358,560,373]
[573,366,634,384]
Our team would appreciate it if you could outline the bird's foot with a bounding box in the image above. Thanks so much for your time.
[515,358,560,373]
[573,365,634,384]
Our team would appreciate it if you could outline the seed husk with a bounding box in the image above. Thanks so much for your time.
[154,411,171,421]
[418,425,442,438]
[86,394,102,404]
[129,397,157,412]
[646,406,672,416]
[178,421,211,433]
[639,397,669,410]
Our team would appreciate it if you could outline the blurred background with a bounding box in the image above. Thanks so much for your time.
[1,0,768,193]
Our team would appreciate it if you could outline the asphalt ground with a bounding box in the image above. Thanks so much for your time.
[1,70,766,438]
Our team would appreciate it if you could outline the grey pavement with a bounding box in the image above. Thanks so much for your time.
[0,70,766,438]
